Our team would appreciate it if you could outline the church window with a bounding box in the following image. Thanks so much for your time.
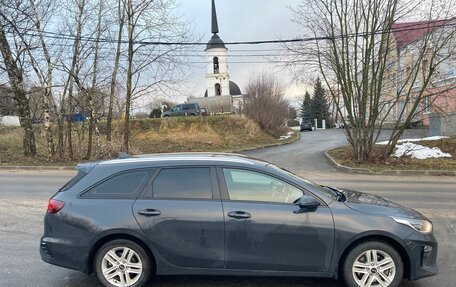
[213,57,219,74]
[215,83,221,96]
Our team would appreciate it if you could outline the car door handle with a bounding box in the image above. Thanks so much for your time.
[138,209,161,216]
[228,211,251,219]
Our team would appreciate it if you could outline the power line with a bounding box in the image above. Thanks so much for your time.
[6,19,456,47]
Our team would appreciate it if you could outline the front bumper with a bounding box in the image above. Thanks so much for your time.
[405,232,438,280]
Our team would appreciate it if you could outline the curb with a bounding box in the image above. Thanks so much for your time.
[0,165,74,171]
[237,131,300,153]
[324,150,456,176]
[0,132,301,172]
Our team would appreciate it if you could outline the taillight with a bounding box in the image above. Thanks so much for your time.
[47,199,65,214]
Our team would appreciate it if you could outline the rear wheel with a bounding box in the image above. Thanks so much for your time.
[342,241,403,287]
[95,239,151,287]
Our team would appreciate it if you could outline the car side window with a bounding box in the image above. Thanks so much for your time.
[223,169,303,204]
[152,168,213,199]
[82,171,148,199]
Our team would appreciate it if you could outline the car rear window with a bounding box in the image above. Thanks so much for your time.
[151,168,212,199]
[81,171,149,198]
[60,171,87,192]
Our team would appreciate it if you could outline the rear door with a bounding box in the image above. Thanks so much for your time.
[133,166,225,269]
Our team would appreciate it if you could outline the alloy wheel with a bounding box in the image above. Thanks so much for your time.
[352,249,396,287]
[101,247,143,287]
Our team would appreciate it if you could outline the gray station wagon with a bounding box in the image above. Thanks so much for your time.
[161,103,200,117]
[40,153,437,287]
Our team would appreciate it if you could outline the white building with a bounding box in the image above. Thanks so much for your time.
[192,0,243,114]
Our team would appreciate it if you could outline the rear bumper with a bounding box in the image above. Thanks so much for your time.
[405,232,438,280]
[300,124,312,131]
[40,236,89,274]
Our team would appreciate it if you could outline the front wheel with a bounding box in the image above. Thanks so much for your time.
[95,239,151,287]
[342,241,403,287]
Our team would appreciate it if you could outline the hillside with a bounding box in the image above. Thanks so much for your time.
[0,116,297,166]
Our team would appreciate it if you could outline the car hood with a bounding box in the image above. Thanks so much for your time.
[339,189,426,219]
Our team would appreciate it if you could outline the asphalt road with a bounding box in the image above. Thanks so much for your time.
[1,129,455,287]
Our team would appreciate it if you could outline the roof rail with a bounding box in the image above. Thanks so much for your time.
[118,152,132,159]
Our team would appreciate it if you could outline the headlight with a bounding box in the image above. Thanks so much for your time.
[391,217,433,234]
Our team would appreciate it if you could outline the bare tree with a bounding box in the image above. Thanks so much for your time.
[244,72,290,137]
[1,0,194,159]
[286,0,456,161]
[63,0,86,160]
[106,0,126,142]
[23,0,57,157]
[0,0,36,156]
[122,0,193,152]
[84,0,105,159]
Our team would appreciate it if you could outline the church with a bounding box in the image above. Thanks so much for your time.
[190,0,244,114]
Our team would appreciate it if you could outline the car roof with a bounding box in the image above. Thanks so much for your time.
[94,153,269,169]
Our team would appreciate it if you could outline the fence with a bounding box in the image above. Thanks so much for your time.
[429,112,456,136]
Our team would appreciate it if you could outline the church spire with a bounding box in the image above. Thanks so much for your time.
[211,0,219,34]
[206,0,226,50]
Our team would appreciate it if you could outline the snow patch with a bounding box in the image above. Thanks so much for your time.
[392,142,452,160]
[279,131,295,141]
[376,136,449,145]
[0,116,20,126]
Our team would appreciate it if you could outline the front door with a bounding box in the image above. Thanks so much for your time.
[133,167,225,269]
[170,105,182,116]
[219,168,334,272]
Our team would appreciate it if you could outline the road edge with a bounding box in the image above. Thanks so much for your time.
[0,165,75,171]
[235,130,300,153]
[324,150,456,176]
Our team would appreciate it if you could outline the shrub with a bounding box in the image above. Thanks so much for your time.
[243,73,290,137]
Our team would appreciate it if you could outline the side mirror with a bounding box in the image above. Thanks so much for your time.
[294,195,320,213]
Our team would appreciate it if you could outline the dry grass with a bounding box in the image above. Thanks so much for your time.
[328,137,456,171]
[0,115,298,166]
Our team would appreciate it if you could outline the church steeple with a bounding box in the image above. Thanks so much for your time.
[204,0,242,99]
[211,0,219,34]
[206,0,226,51]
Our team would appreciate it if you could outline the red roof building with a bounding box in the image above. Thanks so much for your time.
[391,19,449,50]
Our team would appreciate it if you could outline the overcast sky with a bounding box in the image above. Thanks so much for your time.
[175,0,305,103]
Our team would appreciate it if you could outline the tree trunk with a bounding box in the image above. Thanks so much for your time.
[85,0,103,160]
[66,0,85,160]
[30,0,56,157]
[57,91,65,158]
[0,20,36,156]
[107,0,125,142]
[123,0,133,153]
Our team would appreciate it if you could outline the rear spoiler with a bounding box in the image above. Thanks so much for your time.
[76,162,98,173]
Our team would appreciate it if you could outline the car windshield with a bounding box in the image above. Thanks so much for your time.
[266,164,337,199]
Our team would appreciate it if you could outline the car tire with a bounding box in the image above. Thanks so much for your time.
[95,239,152,287]
[341,241,403,287]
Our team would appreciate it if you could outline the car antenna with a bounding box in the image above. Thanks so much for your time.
[118,152,132,159]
